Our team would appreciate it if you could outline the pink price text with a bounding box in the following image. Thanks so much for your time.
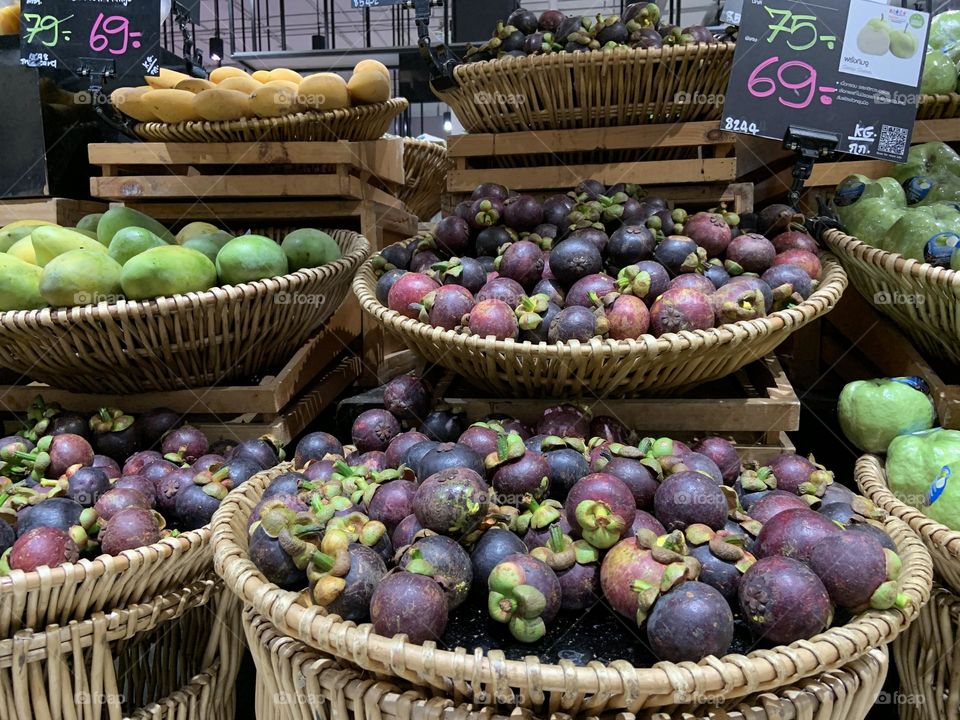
[89,13,143,55]
[747,56,837,109]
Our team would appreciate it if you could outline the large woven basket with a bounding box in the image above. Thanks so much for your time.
[133,99,408,142]
[0,229,369,393]
[399,138,449,221]
[917,93,960,120]
[212,465,930,715]
[433,44,735,133]
[823,229,960,364]
[0,578,242,720]
[857,454,960,596]
[352,241,847,396]
[245,605,890,720]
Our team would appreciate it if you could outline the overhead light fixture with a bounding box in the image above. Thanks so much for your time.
[209,36,224,63]
[311,34,326,49]
[443,110,452,134]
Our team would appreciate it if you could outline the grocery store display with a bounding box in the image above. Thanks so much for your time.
[238,373,912,662]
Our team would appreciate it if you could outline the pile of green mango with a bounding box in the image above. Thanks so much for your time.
[834,142,960,265]
[0,207,342,312]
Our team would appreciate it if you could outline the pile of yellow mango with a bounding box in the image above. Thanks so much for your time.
[0,2,18,35]
[111,60,392,124]
[0,209,342,311]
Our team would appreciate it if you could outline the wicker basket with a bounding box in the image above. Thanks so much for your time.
[894,584,960,720]
[212,465,930,715]
[917,93,960,120]
[399,138,449,221]
[352,240,847,396]
[133,100,409,143]
[0,578,242,720]
[823,229,960,365]
[433,44,735,133]
[245,605,890,720]
[857,454,960,596]
[0,229,369,393]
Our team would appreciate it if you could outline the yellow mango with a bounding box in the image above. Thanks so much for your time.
[249,81,303,118]
[145,67,191,89]
[299,73,351,111]
[210,67,250,84]
[31,226,108,266]
[7,237,36,264]
[218,75,262,94]
[0,254,46,311]
[193,88,250,121]
[0,219,55,233]
[251,70,271,83]
[354,59,390,80]
[175,221,221,244]
[175,78,216,93]
[142,89,201,123]
[347,71,391,105]
[269,68,303,84]
[111,86,160,122]
[39,250,123,307]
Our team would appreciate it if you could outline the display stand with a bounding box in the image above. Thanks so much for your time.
[0,197,108,226]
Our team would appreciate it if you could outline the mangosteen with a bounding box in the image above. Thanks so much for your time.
[773,249,822,280]
[670,452,723,485]
[565,473,637,549]
[410,250,440,274]
[549,238,603,289]
[471,527,528,590]
[477,277,525,307]
[400,534,472,609]
[503,195,543,231]
[739,556,832,644]
[650,288,715,335]
[457,423,502,459]
[91,455,121,480]
[704,261,731,289]
[249,523,307,589]
[530,525,600,610]
[548,305,607,342]
[497,241,545,291]
[135,408,180,450]
[123,451,163,477]
[471,183,509,202]
[377,243,412,271]
[602,457,659,509]
[755,508,843,563]
[16,497,84,536]
[376,268,407,305]
[564,274,616,308]
[392,514,425,548]
[385,431,429,469]
[608,225,656,269]
[475,226,513,257]
[388,273,441,319]
[433,216,472,258]
[758,204,804,238]
[616,261,671,306]
[155,468,195,516]
[294,432,343,467]
[685,525,756,601]
[0,521,13,557]
[632,27,663,48]
[684,213,733,257]
[773,230,819,255]
[809,532,906,610]
[162,426,208,464]
[352,410,401,454]
[347,451,387,474]
[631,510,666,536]
[468,198,505,230]
[99,507,162,555]
[176,477,226,530]
[417,443,484,482]
[9,527,79,572]
[309,544,387,622]
[366,480,417,533]
[603,294,651,339]
[848,523,898,552]
[403,439,440,474]
[590,416,628,444]
[114,476,157,506]
[95,487,153,521]
[723,276,775,314]
[517,296,561,344]
[654,236,706,276]
[66,466,111,507]
[488,553,562,642]
[670,274,715,295]
[544,448,590,501]
[654,471,728,531]
[748,490,809,525]
[537,406,588,438]
[414,467,489,535]
[370,570,448,644]
[820,482,856,508]
[767,454,832,496]
[542,194,575,228]
[491,448,551,502]
[692,437,741,485]
[566,227,609,254]
[507,7,539,34]
[726,233,777,275]
[647,582,734,661]
[532,279,565,306]
[48,413,91,440]
[421,286,474,330]
[469,299,519,340]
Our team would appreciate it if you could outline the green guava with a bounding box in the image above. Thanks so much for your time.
[838,378,936,453]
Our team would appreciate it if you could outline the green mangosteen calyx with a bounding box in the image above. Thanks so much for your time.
[685,523,756,574]
[321,512,386,555]
[868,549,911,610]
[531,524,598,572]
[737,465,778,493]
[18,396,62,442]
[797,455,835,497]
[721,487,764,537]
[576,499,626,549]
[90,407,134,435]
[488,562,549,643]
[516,294,552,331]
[517,498,563,534]
[541,436,587,454]
[484,432,527,470]
[617,265,652,298]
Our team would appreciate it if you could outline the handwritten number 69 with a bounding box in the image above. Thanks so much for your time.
[747,56,819,110]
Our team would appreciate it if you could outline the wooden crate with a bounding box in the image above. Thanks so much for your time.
[0,301,363,446]
[339,353,798,463]
[444,121,754,214]
[88,140,405,202]
[821,289,960,430]
[0,197,107,226]
[749,118,960,209]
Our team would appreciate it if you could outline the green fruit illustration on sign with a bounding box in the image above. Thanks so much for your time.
[857,17,891,56]
[925,464,960,530]
[888,29,918,59]
[838,377,936,453]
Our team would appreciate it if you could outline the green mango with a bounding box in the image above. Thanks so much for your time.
[216,235,289,285]
[97,207,175,247]
[281,229,341,271]
[109,227,167,266]
[0,223,45,252]
[73,228,99,240]
[182,237,221,263]
[75,213,104,233]
[0,253,46,311]
[32,226,109,267]
[191,230,234,250]
[838,377,936,453]
[39,249,123,307]
[121,246,217,300]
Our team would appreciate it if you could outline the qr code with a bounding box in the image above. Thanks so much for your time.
[878,125,909,156]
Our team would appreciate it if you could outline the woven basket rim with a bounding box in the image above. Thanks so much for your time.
[823,229,960,292]
[0,524,210,597]
[856,453,960,561]
[212,463,932,704]
[445,41,736,83]
[918,92,960,106]
[352,235,848,358]
[0,229,370,327]
[133,98,409,138]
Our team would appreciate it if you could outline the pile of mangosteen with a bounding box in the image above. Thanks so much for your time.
[0,398,280,574]
[464,4,727,62]
[373,181,823,344]
[248,373,909,663]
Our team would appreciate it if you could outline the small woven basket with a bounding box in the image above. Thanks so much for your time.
[857,454,960,595]
[399,138,449,221]
[917,93,960,120]
[212,465,930,715]
[0,229,369,393]
[433,44,735,133]
[894,584,960,720]
[133,99,409,143]
[822,229,960,364]
[245,605,889,720]
[352,239,847,396]
[0,578,242,720]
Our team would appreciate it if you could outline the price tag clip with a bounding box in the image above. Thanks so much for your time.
[782,126,840,211]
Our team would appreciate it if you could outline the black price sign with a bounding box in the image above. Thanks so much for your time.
[20,0,161,76]
[722,0,931,162]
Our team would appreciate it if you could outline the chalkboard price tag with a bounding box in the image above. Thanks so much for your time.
[20,0,161,76]
[721,0,931,163]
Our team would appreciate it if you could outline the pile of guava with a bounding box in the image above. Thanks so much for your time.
[923,10,960,95]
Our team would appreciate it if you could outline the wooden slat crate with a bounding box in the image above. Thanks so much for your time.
[0,301,363,446]
[88,139,405,202]
[0,197,107,226]
[339,353,798,463]
[444,121,754,214]
[821,289,960,430]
